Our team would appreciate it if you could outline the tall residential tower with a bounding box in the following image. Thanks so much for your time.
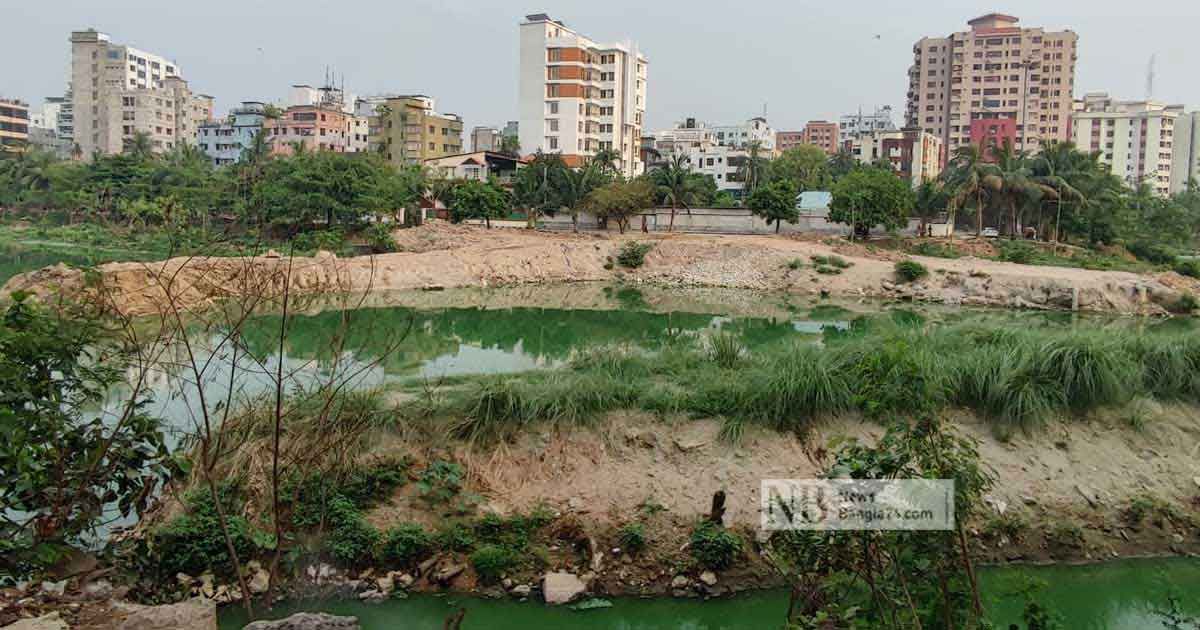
[905,14,1077,157]
[518,14,647,177]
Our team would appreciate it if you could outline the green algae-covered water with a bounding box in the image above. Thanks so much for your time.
[217,558,1200,629]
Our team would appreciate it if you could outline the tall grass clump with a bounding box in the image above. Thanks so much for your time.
[1033,332,1137,411]
[705,331,746,369]
[894,260,929,283]
[1125,334,1200,400]
[745,344,851,432]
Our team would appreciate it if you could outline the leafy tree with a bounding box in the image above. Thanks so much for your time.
[449,178,509,228]
[0,294,170,575]
[828,150,857,182]
[770,145,831,192]
[829,167,915,237]
[736,140,770,194]
[552,162,608,231]
[122,131,155,160]
[747,179,799,233]
[498,135,521,158]
[591,148,620,175]
[583,179,655,233]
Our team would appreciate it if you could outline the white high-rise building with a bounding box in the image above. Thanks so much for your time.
[840,106,897,139]
[70,28,209,157]
[711,117,775,153]
[1070,92,1188,197]
[518,13,647,177]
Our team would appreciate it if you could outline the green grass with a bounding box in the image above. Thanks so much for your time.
[418,322,1200,440]
[894,260,929,282]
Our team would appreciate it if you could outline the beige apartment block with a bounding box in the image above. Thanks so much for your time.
[905,13,1077,157]
[0,98,31,152]
[1071,93,1189,197]
[376,95,464,165]
[518,13,647,176]
[71,28,209,157]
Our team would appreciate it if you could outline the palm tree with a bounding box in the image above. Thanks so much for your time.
[736,140,769,194]
[123,131,155,160]
[945,145,994,237]
[989,141,1052,238]
[1031,141,1086,248]
[591,148,620,174]
[655,154,700,232]
[553,163,603,232]
[913,180,949,237]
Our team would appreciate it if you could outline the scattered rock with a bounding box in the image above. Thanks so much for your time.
[395,573,414,589]
[543,572,587,605]
[82,579,114,600]
[357,590,387,604]
[434,563,466,585]
[1074,484,1100,508]
[263,249,282,259]
[698,571,718,587]
[670,575,690,589]
[39,581,66,597]
[2,612,68,630]
[119,598,216,630]
[243,612,361,630]
[247,564,271,595]
[375,575,394,595]
[511,584,532,598]
[673,436,709,452]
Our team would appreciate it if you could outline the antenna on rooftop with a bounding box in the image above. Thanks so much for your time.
[1145,54,1156,100]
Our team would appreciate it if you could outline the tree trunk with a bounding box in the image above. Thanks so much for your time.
[976,190,983,237]
[668,201,676,232]
[775,220,781,234]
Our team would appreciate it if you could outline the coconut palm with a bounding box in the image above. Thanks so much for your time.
[989,141,1054,237]
[655,154,702,232]
[736,140,769,194]
[553,162,604,232]
[122,131,155,160]
[591,148,620,174]
[944,145,995,236]
[1031,141,1086,247]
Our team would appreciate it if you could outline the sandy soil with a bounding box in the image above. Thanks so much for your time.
[364,406,1200,564]
[5,221,1198,317]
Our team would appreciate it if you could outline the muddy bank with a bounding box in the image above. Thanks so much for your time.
[4,222,1197,317]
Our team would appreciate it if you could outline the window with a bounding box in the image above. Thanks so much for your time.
[546,101,558,115]
[547,119,559,132]
[548,136,558,150]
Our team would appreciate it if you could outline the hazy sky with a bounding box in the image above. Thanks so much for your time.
[5,0,1199,133]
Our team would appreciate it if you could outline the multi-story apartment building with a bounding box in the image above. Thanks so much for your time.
[471,126,502,152]
[376,95,464,165]
[264,104,350,156]
[198,101,266,166]
[905,13,1077,157]
[1170,111,1200,195]
[846,128,944,187]
[801,120,839,155]
[712,117,774,153]
[0,99,31,152]
[70,29,210,157]
[518,13,647,176]
[775,131,805,153]
[681,145,748,196]
[652,118,716,158]
[1070,93,1188,197]
[840,106,897,139]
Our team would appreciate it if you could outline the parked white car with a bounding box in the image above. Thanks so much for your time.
[981,227,1000,238]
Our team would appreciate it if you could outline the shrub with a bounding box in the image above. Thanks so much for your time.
[1169,292,1198,314]
[616,241,654,268]
[910,241,960,258]
[149,485,260,578]
[617,523,646,554]
[689,522,742,570]
[325,497,381,567]
[417,460,466,504]
[1174,259,1200,278]
[434,522,477,552]
[292,228,346,254]
[785,258,805,270]
[1127,240,1177,265]
[379,523,433,567]
[894,260,928,282]
[815,265,842,275]
[364,223,398,254]
[469,544,517,583]
[997,241,1037,264]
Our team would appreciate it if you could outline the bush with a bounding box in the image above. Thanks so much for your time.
[364,223,398,254]
[1127,240,1177,265]
[814,265,842,275]
[617,522,647,554]
[809,255,850,268]
[689,521,742,570]
[149,485,260,578]
[997,240,1037,264]
[417,460,466,504]
[379,523,433,567]
[1174,259,1200,278]
[706,332,745,369]
[616,241,653,268]
[434,522,477,552]
[292,228,347,254]
[469,544,517,583]
[785,258,804,270]
[325,497,381,567]
[1170,292,1198,314]
[910,241,960,258]
[894,259,929,282]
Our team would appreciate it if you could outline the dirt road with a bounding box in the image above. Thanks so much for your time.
[4,221,1197,316]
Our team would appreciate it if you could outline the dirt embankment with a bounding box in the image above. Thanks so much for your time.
[4,222,1198,317]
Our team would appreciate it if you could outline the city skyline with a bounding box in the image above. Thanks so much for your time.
[4,0,1199,135]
